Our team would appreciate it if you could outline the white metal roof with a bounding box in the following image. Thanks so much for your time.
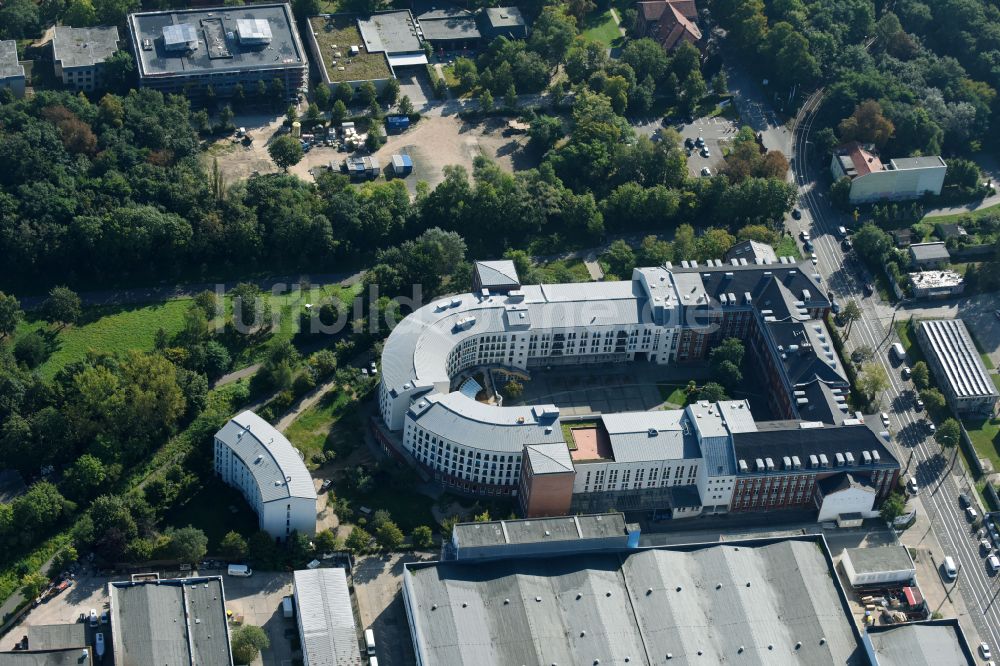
[215,410,316,503]
[293,568,362,665]
[919,319,996,399]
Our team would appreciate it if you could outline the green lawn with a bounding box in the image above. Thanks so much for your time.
[285,389,359,467]
[657,384,689,407]
[16,300,193,380]
[774,236,802,259]
[561,420,599,450]
[163,479,260,551]
[339,479,436,532]
[580,9,622,47]
[532,258,593,283]
[963,416,1000,474]
[920,201,1000,227]
[894,319,927,365]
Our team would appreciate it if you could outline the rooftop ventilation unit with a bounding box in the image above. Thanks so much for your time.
[755,458,765,472]
[738,459,749,473]
[765,458,775,471]
[236,18,272,44]
[791,456,801,469]
[871,451,881,463]
[809,454,819,468]
[819,454,829,467]
[835,452,845,467]
[162,23,199,51]
[862,451,872,464]
[782,456,791,470]
[845,452,855,465]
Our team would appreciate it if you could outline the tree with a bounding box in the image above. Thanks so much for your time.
[911,361,930,390]
[163,526,208,563]
[314,81,331,111]
[681,70,707,115]
[478,89,494,112]
[943,158,981,192]
[21,572,49,601]
[314,529,339,553]
[858,363,889,404]
[48,546,79,577]
[920,388,947,418]
[375,520,404,550]
[103,50,136,93]
[0,0,40,39]
[712,70,728,95]
[42,286,81,327]
[220,531,249,560]
[529,114,563,151]
[303,102,323,130]
[230,283,264,330]
[382,77,400,105]
[850,345,875,365]
[411,525,434,549]
[231,625,270,665]
[838,300,862,339]
[709,337,745,368]
[64,0,97,26]
[331,99,348,125]
[829,176,853,210]
[358,81,378,106]
[62,454,106,502]
[335,82,353,105]
[699,382,728,402]
[504,84,517,109]
[838,100,895,148]
[398,95,414,116]
[93,0,139,25]
[880,491,906,523]
[0,292,22,338]
[268,135,303,171]
[291,0,319,19]
[345,525,371,552]
[603,239,635,278]
[528,6,578,64]
[936,417,961,450]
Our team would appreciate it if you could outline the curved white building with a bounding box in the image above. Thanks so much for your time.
[214,410,317,541]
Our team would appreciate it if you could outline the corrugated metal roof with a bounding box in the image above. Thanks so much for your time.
[109,577,232,666]
[919,319,997,399]
[293,569,362,665]
[215,411,316,502]
[404,538,865,666]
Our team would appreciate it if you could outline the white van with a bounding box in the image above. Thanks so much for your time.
[364,628,376,656]
[369,658,379,666]
[944,556,958,580]
[227,564,252,577]
[891,343,906,362]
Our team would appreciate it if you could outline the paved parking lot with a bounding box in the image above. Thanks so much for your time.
[395,69,433,111]
[353,553,435,666]
[678,116,740,177]
[1,570,112,653]
[218,570,295,666]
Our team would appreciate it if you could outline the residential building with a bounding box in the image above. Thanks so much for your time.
[306,12,426,96]
[127,4,307,101]
[634,0,701,51]
[375,259,897,518]
[214,410,317,541]
[909,242,950,269]
[478,7,528,40]
[0,41,25,98]
[52,26,120,92]
[863,619,976,666]
[416,4,481,50]
[402,535,866,666]
[472,259,521,293]
[108,576,233,666]
[831,142,947,204]
[936,222,968,241]
[841,545,916,587]
[916,319,998,414]
[724,238,778,265]
[444,512,636,561]
[292,568,362,665]
[909,270,964,298]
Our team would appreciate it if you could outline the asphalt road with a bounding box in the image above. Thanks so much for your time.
[791,90,1000,649]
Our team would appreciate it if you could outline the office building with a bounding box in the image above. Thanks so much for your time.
[0,41,25,98]
[52,26,120,92]
[128,4,308,100]
[917,319,998,415]
[831,142,947,204]
[214,410,317,541]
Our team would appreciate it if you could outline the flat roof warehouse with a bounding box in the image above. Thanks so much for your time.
[403,535,868,665]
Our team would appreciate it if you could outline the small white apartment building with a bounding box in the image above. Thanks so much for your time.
[214,410,316,541]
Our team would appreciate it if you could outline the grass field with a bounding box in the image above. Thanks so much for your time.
[963,416,1000,474]
[532,258,593,283]
[657,384,689,407]
[580,9,622,47]
[920,201,1000,227]
[284,389,358,466]
[163,479,260,550]
[339,473,436,532]
[309,15,391,83]
[774,236,802,259]
[16,300,193,380]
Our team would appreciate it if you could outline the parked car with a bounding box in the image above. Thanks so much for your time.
[967,506,979,522]
[863,283,874,296]
[810,253,818,264]
[89,609,98,627]
[881,412,890,427]
[700,167,712,177]
[841,238,853,251]
[803,240,814,252]
[319,479,333,493]
[991,556,1000,575]
[800,231,810,241]
[791,208,802,220]
[981,642,993,659]
[831,302,841,314]
[694,136,705,148]
[959,493,972,509]
[684,137,695,149]
[915,398,924,411]
[927,421,936,434]
[907,476,919,495]
[902,366,911,380]
[700,148,711,158]
[94,633,105,659]
[981,538,992,554]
